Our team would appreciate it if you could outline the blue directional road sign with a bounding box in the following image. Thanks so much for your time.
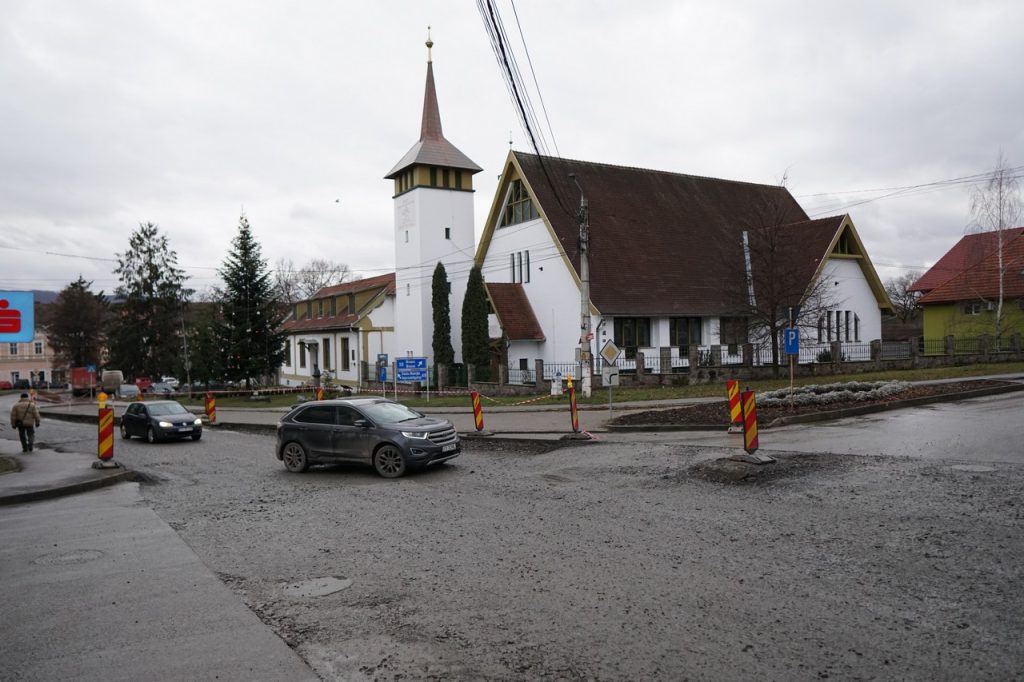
[0,291,34,343]
[783,327,800,356]
[396,357,428,382]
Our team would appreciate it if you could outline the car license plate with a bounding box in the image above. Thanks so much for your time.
[441,443,456,453]
[178,427,192,432]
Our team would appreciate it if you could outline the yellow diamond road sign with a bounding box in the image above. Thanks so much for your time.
[600,340,622,365]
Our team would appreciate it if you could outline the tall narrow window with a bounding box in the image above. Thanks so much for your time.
[854,314,860,342]
[429,167,437,186]
[340,338,350,371]
[524,251,530,283]
[348,294,356,314]
[455,171,463,189]
[322,338,331,370]
[826,313,832,341]
[510,254,515,281]
[317,300,324,317]
[517,252,523,283]
[817,316,824,342]
[443,168,450,187]
[329,298,336,316]
[835,311,843,342]
[445,227,451,240]
[844,311,851,341]
[406,283,411,296]
[299,345,306,368]
[404,230,409,243]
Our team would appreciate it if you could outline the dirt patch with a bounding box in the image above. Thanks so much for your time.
[684,452,856,485]
[611,380,1014,427]
[0,456,20,475]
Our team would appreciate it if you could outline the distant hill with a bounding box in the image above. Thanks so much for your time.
[30,290,59,304]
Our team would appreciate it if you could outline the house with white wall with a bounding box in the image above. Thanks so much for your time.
[473,152,893,378]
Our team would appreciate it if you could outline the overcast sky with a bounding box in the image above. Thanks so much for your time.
[2,1,1022,297]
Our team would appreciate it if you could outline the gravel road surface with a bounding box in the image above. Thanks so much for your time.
[13,416,1024,680]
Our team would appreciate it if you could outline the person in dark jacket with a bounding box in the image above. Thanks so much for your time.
[10,393,41,452]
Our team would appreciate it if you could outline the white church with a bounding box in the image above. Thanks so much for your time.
[279,39,893,389]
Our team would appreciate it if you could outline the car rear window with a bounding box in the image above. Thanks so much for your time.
[294,405,335,424]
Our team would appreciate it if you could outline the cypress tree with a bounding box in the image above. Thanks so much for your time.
[461,265,490,374]
[431,262,454,365]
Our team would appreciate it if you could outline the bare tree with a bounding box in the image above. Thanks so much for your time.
[717,176,837,374]
[884,272,922,322]
[274,258,352,306]
[968,152,1022,339]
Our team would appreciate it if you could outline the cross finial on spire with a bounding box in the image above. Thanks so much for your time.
[426,26,433,63]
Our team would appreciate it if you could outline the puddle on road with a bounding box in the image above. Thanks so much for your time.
[280,576,353,598]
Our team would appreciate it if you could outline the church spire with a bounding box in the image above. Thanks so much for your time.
[385,31,482,180]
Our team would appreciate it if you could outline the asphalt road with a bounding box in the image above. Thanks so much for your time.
[7,398,1023,681]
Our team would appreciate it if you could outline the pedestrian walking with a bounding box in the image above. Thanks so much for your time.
[10,393,41,452]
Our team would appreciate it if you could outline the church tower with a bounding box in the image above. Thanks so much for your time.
[385,33,481,363]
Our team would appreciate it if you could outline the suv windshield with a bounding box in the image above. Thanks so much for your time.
[360,401,423,424]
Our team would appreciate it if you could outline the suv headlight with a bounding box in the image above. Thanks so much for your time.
[401,431,429,439]
[158,421,173,428]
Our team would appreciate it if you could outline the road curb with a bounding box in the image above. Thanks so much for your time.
[0,467,136,506]
[606,382,1024,432]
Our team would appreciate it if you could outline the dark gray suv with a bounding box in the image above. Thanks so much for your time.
[275,398,460,478]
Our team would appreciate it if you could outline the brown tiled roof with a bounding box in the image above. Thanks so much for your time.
[312,272,396,299]
[385,62,481,178]
[918,231,1024,304]
[281,273,395,333]
[514,153,817,315]
[750,215,848,305]
[910,227,1024,293]
[485,283,545,340]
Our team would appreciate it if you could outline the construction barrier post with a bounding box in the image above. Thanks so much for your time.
[741,390,758,454]
[316,387,324,401]
[205,391,216,424]
[470,390,484,431]
[726,379,742,432]
[92,392,117,469]
[734,389,775,465]
[568,385,579,433]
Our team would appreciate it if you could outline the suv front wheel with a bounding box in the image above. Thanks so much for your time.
[373,444,407,478]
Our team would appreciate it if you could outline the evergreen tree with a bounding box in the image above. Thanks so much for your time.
[43,276,108,368]
[431,262,454,365]
[461,265,490,375]
[186,304,225,388]
[108,222,192,378]
[216,215,287,388]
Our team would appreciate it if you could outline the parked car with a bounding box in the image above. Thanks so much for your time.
[135,376,153,392]
[150,382,174,395]
[117,384,140,400]
[161,376,179,389]
[0,380,12,390]
[275,398,460,478]
[120,400,202,443]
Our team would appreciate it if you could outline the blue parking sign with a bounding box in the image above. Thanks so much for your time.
[0,291,34,343]
[784,327,800,355]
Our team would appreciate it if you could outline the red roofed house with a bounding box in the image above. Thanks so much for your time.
[279,274,395,387]
[912,227,1024,340]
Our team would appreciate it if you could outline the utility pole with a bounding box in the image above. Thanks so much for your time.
[570,173,593,398]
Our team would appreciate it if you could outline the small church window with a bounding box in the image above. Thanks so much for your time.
[455,171,463,189]
[443,168,450,187]
[445,227,451,240]
[430,167,437,186]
